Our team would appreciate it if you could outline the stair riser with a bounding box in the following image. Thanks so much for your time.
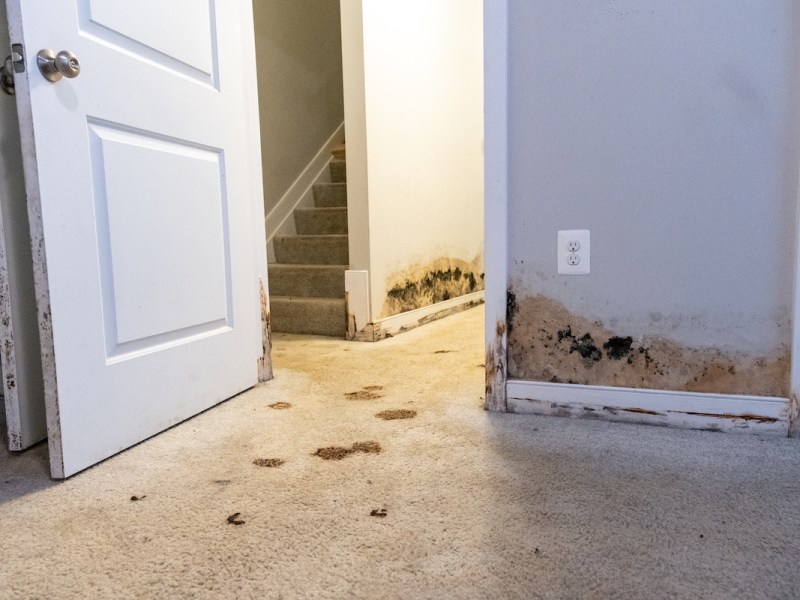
[271,297,345,337]
[330,160,346,183]
[268,266,346,298]
[273,236,349,265]
[294,208,348,235]
[313,183,347,207]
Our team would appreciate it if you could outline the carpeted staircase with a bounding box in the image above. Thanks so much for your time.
[268,156,348,336]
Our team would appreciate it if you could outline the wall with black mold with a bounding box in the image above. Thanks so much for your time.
[506,1,800,396]
[354,0,485,320]
[382,257,484,318]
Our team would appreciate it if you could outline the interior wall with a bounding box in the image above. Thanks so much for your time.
[252,0,344,215]
[359,0,484,320]
[506,1,800,397]
[340,0,370,273]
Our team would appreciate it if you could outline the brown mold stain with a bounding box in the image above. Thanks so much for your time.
[508,295,789,397]
[382,257,484,318]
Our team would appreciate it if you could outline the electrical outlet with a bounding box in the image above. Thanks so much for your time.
[558,230,590,275]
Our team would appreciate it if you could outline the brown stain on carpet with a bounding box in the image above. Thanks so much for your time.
[314,441,382,460]
[227,513,245,525]
[345,389,383,400]
[253,458,285,468]
[507,294,789,397]
[382,256,484,318]
[269,402,292,410]
[376,409,417,420]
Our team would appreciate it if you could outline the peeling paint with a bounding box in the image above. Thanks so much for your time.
[679,411,779,424]
[382,257,484,318]
[257,278,273,383]
[508,294,789,397]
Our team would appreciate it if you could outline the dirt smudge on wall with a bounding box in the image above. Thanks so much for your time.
[508,295,789,397]
[382,257,484,318]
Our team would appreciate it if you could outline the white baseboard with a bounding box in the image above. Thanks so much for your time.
[505,380,790,435]
[350,291,485,342]
[265,122,345,261]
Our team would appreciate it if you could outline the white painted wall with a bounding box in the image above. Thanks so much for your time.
[343,0,484,321]
[340,0,370,273]
[252,0,344,215]
[507,0,800,356]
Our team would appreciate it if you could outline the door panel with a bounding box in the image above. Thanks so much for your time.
[83,0,215,77]
[89,123,231,355]
[7,0,268,477]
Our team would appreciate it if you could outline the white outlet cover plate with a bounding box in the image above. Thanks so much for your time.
[558,229,590,275]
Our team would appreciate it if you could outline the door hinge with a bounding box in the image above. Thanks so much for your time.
[1,43,25,96]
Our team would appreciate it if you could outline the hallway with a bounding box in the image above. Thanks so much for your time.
[1,306,799,598]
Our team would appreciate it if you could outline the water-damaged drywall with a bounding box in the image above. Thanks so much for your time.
[383,257,484,317]
[506,1,800,395]
[252,0,344,215]
[352,0,484,320]
[508,294,789,397]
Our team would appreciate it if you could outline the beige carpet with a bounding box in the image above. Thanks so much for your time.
[1,306,800,599]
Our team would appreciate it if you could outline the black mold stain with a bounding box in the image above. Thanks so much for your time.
[558,326,601,364]
[572,333,602,362]
[506,290,518,332]
[508,295,790,397]
[604,336,633,360]
[385,263,484,315]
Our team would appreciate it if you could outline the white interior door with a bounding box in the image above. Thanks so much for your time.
[7,0,269,478]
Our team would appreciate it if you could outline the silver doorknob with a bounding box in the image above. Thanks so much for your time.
[37,49,80,82]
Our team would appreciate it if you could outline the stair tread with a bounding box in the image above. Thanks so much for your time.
[275,234,348,240]
[268,263,348,269]
[271,295,344,303]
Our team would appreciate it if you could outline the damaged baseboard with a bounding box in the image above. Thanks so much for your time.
[506,379,791,436]
[349,291,485,342]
